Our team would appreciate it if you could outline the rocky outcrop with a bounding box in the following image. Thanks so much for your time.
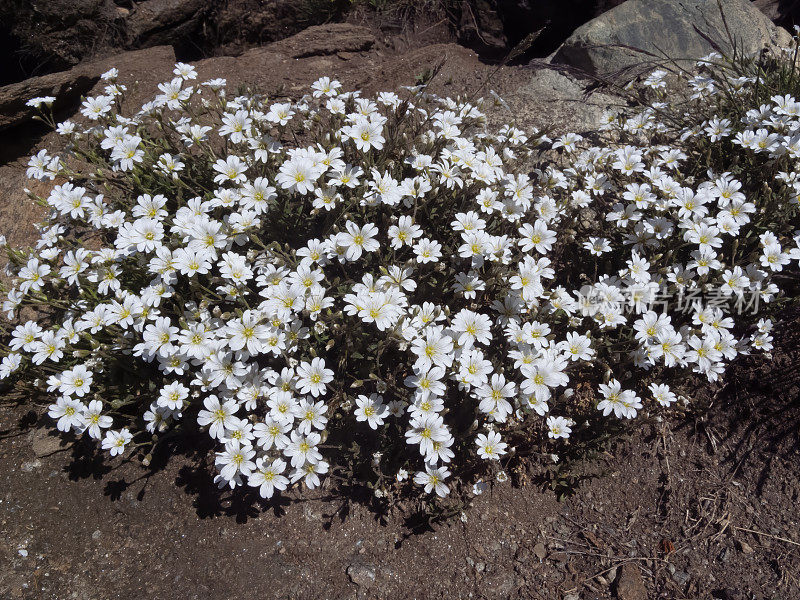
[552,0,793,79]
[511,67,616,133]
[0,0,323,87]
[454,0,627,59]
[0,0,124,84]
[0,46,176,132]
[126,0,209,48]
[208,0,334,56]
[268,24,377,60]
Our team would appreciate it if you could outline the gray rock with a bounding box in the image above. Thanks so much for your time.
[0,0,123,77]
[483,572,517,596]
[533,542,548,560]
[671,569,690,586]
[508,67,616,134]
[552,0,793,79]
[607,565,618,582]
[346,563,376,587]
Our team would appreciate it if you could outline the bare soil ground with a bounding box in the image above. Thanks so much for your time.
[0,19,798,600]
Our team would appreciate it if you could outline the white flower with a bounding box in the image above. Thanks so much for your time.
[410,327,454,372]
[219,110,252,143]
[597,379,643,419]
[649,383,677,407]
[344,117,385,151]
[546,416,572,439]
[520,351,569,403]
[197,395,239,440]
[284,431,323,468]
[354,393,390,429]
[276,157,320,194]
[157,381,189,411]
[337,221,380,261]
[293,397,328,434]
[311,76,341,98]
[26,96,56,108]
[212,155,248,185]
[225,310,269,355]
[414,465,450,497]
[584,237,612,255]
[80,95,113,120]
[6,61,800,503]
[248,457,289,498]
[451,309,493,348]
[290,459,329,489]
[215,439,256,485]
[720,266,749,296]
[173,62,197,80]
[387,216,422,248]
[404,366,447,402]
[518,220,557,254]
[266,102,295,125]
[477,373,516,423]
[48,397,87,432]
[82,400,113,439]
[405,413,449,458]
[475,431,507,460]
[413,238,442,263]
[253,417,291,450]
[58,365,93,398]
[559,332,594,361]
[101,428,132,456]
[0,353,22,379]
[110,135,144,170]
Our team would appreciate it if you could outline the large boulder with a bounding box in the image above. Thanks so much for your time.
[192,23,379,95]
[552,0,793,78]
[506,67,617,133]
[268,24,376,59]
[0,46,176,132]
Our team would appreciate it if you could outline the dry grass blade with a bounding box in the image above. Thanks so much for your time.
[692,24,725,55]
[734,526,800,548]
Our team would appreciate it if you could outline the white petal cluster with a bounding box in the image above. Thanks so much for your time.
[3,48,799,501]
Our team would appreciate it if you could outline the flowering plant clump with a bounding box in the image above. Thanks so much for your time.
[3,48,799,503]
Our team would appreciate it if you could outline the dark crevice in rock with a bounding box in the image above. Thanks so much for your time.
[453,0,626,63]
